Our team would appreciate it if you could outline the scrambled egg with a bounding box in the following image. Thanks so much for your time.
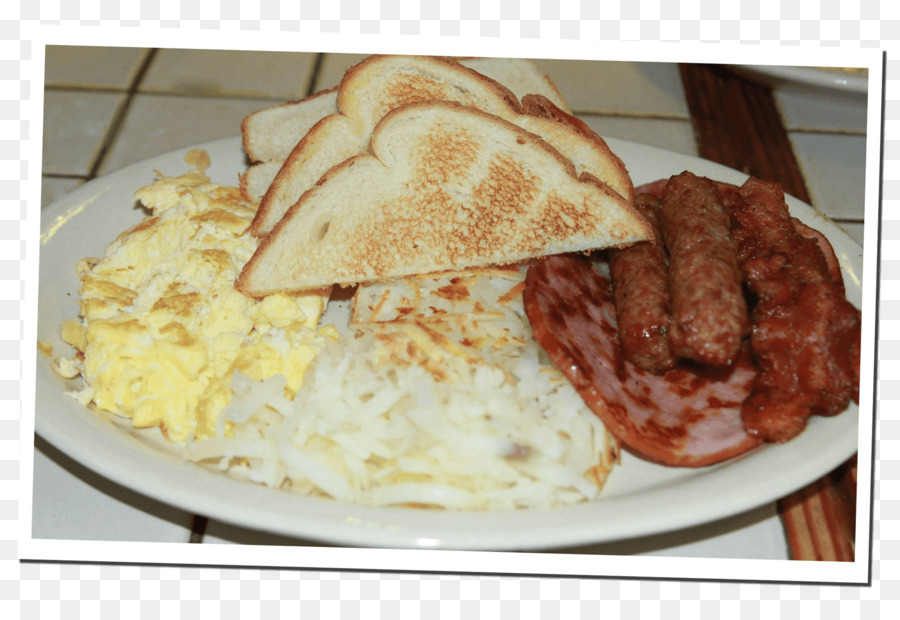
[56,150,335,442]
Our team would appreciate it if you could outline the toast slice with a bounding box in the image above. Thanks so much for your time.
[241,88,338,164]
[237,91,629,209]
[239,57,568,205]
[248,55,524,236]
[516,94,634,205]
[236,101,653,296]
[240,56,568,165]
[239,160,283,205]
[236,91,631,209]
[248,55,633,237]
[459,57,569,113]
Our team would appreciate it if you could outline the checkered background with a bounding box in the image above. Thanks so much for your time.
[3,0,899,617]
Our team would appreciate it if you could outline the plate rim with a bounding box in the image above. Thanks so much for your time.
[729,64,869,97]
[33,135,865,551]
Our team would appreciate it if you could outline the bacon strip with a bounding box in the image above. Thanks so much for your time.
[524,254,761,467]
[728,177,861,443]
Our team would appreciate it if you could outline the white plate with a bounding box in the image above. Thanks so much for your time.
[730,64,868,97]
[34,136,863,551]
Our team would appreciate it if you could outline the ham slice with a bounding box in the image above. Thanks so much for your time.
[523,253,761,467]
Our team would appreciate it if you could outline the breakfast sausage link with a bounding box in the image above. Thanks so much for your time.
[659,171,748,367]
[608,193,677,374]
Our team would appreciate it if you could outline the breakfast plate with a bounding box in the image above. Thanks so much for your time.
[33,136,866,551]
[729,64,869,98]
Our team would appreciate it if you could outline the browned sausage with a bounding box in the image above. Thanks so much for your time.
[608,193,677,374]
[659,172,748,367]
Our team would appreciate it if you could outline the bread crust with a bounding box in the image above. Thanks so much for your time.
[239,57,568,168]
[249,55,640,240]
[249,55,527,237]
[520,94,634,204]
[241,88,338,163]
[237,101,653,296]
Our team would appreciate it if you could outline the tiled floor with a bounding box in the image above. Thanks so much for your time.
[34,46,870,555]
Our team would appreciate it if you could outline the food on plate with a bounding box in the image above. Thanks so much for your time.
[236,100,652,296]
[239,55,572,206]
[242,89,340,169]
[249,54,522,236]
[658,172,749,368]
[54,151,335,442]
[524,253,761,468]
[247,54,633,236]
[458,56,569,112]
[55,164,621,508]
[240,56,568,190]
[50,50,860,517]
[240,56,568,166]
[52,53,647,510]
[517,93,635,205]
[608,192,677,374]
[728,177,861,443]
[186,267,619,509]
[524,173,860,465]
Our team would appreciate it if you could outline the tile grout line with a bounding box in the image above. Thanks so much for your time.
[305,53,326,97]
[85,49,159,181]
[46,86,298,105]
[188,515,208,543]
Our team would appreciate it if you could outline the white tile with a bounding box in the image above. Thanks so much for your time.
[44,46,148,90]
[836,221,865,248]
[31,436,194,543]
[42,90,125,176]
[640,505,790,560]
[99,94,273,174]
[550,503,790,559]
[200,519,338,547]
[788,132,868,222]
[579,115,698,157]
[531,59,690,118]
[142,49,319,100]
[314,53,370,91]
[40,177,83,209]
[775,89,868,133]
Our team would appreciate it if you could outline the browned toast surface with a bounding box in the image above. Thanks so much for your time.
[249,55,524,236]
[236,101,652,296]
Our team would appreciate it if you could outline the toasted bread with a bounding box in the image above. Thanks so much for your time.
[248,55,524,236]
[516,94,634,205]
[239,160,282,205]
[237,90,630,208]
[248,55,633,237]
[458,56,569,113]
[237,91,629,209]
[240,56,567,165]
[236,101,653,296]
[241,88,338,164]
